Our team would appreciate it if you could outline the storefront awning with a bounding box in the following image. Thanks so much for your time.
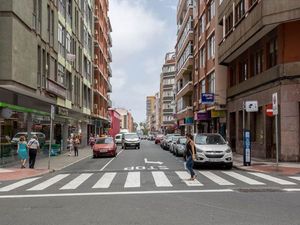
[0,102,49,116]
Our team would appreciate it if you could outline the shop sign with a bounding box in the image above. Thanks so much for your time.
[184,117,193,125]
[178,119,185,126]
[196,111,211,121]
[211,110,226,118]
[245,101,258,112]
[201,93,214,105]
[57,107,69,116]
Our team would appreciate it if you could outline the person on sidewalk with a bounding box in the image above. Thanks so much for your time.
[89,134,95,149]
[17,136,28,168]
[27,135,40,169]
[186,133,196,180]
[73,135,80,157]
[67,136,73,156]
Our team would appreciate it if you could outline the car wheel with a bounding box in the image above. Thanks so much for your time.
[175,150,178,157]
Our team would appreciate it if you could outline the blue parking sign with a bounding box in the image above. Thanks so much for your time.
[243,130,251,166]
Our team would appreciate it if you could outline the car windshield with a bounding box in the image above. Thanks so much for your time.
[96,138,113,144]
[195,134,226,145]
[125,134,138,139]
[172,136,180,141]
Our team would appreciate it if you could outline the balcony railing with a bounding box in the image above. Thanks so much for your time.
[107,81,112,93]
[107,64,112,77]
[108,49,112,62]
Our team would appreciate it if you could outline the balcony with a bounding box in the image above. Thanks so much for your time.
[177,0,193,24]
[107,81,112,93]
[108,98,112,108]
[176,106,193,120]
[108,48,112,62]
[108,32,112,47]
[176,81,193,99]
[218,0,300,64]
[107,64,112,77]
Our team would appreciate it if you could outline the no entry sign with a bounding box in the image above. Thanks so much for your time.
[266,104,273,117]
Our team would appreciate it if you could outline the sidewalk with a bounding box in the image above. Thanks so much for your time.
[0,147,92,181]
[233,153,300,175]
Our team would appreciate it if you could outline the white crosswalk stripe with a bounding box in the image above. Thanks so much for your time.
[124,172,140,188]
[27,174,70,191]
[1,171,299,193]
[249,173,296,185]
[152,171,172,187]
[60,173,93,190]
[175,171,203,186]
[199,171,234,186]
[289,176,300,181]
[0,177,40,192]
[222,171,265,185]
[92,172,116,189]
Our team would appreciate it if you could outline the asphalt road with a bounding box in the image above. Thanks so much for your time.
[0,140,300,225]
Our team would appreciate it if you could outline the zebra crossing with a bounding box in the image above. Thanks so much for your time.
[0,170,299,193]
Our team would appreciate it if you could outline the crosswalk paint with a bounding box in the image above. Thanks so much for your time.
[222,171,265,185]
[124,172,140,188]
[27,174,70,191]
[92,173,116,189]
[152,171,172,187]
[199,171,234,186]
[248,173,296,185]
[175,171,203,186]
[60,173,93,190]
[0,177,41,192]
[289,176,300,181]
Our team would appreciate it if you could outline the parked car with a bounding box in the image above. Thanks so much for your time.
[193,133,233,169]
[93,137,117,158]
[169,136,182,154]
[115,134,122,145]
[155,134,164,144]
[173,137,187,156]
[11,132,46,147]
[160,134,180,150]
[122,133,140,149]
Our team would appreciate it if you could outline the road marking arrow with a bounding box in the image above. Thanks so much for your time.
[144,158,163,165]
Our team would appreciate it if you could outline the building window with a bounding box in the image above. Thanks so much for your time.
[42,49,46,88]
[235,0,245,23]
[249,0,258,9]
[208,33,215,59]
[58,0,66,16]
[32,0,37,29]
[51,10,54,46]
[225,12,233,35]
[268,38,277,69]
[239,60,248,82]
[66,32,71,54]
[254,50,263,76]
[37,0,42,33]
[201,79,205,94]
[66,0,72,25]
[66,71,72,100]
[199,14,205,34]
[58,23,65,57]
[229,64,236,87]
[200,46,206,68]
[207,72,215,93]
[57,63,66,86]
[207,0,215,23]
[37,45,41,87]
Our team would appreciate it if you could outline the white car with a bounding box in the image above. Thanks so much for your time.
[122,133,140,149]
[193,133,233,169]
[115,134,122,145]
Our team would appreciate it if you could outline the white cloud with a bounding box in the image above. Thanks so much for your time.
[110,0,167,62]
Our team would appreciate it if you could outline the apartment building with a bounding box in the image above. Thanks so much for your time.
[0,0,112,164]
[218,0,300,161]
[154,92,161,131]
[175,0,194,135]
[146,96,155,130]
[93,0,112,135]
[115,108,134,132]
[160,52,176,134]
[193,0,227,137]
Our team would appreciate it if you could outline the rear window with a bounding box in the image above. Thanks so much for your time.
[125,134,138,139]
[96,138,114,144]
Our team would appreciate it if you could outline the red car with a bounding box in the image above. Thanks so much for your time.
[93,137,117,158]
[155,134,164,144]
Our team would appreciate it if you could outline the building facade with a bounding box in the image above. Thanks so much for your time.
[193,0,227,137]
[160,52,176,134]
[93,0,112,135]
[154,92,161,131]
[115,108,134,132]
[108,109,120,138]
[0,0,112,164]
[218,0,300,161]
[175,0,194,135]
[146,96,155,130]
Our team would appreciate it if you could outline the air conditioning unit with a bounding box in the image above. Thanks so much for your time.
[95,79,98,84]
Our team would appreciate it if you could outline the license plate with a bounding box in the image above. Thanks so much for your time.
[100,149,108,153]
[208,158,221,162]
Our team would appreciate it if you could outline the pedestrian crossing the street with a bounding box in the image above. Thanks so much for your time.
[0,171,299,193]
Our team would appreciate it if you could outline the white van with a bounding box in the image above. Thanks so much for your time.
[115,134,122,145]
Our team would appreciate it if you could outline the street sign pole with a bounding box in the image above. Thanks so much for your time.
[48,105,55,170]
[242,101,246,166]
[272,93,279,168]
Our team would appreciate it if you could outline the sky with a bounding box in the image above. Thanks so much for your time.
[109,0,177,123]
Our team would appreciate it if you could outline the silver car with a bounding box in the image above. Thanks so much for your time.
[173,137,187,156]
[122,133,140,149]
[194,133,233,169]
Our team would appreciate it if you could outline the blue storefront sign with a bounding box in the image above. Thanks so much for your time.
[243,130,251,166]
[201,93,215,104]
[184,117,194,125]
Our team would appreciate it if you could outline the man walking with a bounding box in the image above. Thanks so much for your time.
[27,135,40,169]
